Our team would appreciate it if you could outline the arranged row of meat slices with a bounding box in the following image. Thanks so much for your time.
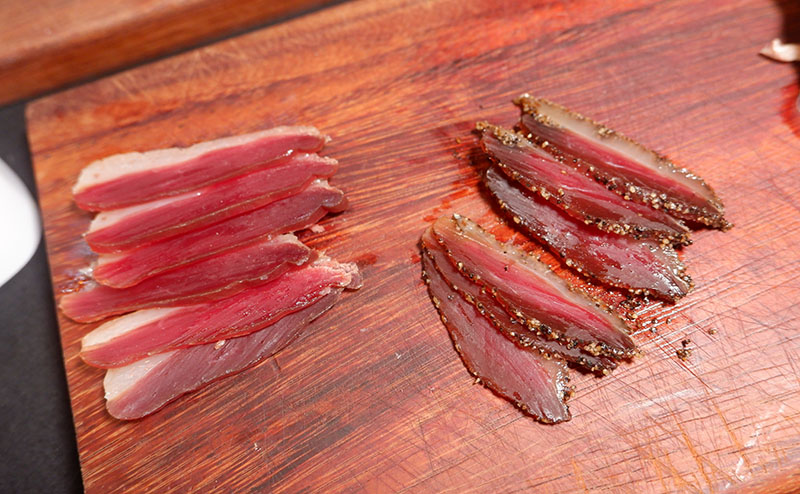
[62,126,360,420]
[422,96,729,423]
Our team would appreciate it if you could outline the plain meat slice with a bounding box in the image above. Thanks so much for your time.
[478,122,690,246]
[432,215,636,359]
[81,258,360,367]
[94,179,346,288]
[85,153,337,253]
[515,95,729,229]
[74,126,328,211]
[485,166,692,301]
[60,235,312,322]
[104,292,340,420]
[421,227,617,373]
[422,254,571,423]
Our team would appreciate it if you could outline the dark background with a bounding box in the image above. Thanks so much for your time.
[0,102,83,492]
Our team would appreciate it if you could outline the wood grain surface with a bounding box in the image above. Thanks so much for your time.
[0,0,333,105]
[26,0,800,492]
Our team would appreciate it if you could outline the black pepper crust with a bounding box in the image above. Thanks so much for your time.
[421,233,616,374]
[431,215,637,360]
[483,166,694,302]
[514,94,732,231]
[476,121,693,247]
[421,254,572,423]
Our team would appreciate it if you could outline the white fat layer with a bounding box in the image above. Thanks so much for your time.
[82,308,180,348]
[533,99,707,195]
[87,160,335,235]
[303,256,359,289]
[94,181,331,267]
[96,251,122,268]
[89,193,185,233]
[339,262,362,289]
[74,126,321,193]
[275,233,301,246]
[452,216,628,334]
[104,351,174,400]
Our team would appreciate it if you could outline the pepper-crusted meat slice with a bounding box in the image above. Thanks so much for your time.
[485,166,692,301]
[515,95,729,229]
[421,227,617,373]
[422,254,571,423]
[85,153,337,253]
[60,235,312,322]
[431,215,636,359]
[94,179,346,288]
[478,122,690,246]
[81,258,360,367]
[74,126,328,211]
[103,292,341,420]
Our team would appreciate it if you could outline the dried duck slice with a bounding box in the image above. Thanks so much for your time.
[421,227,616,373]
[431,215,636,359]
[85,153,338,253]
[94,179,346,288]
[81,258,360,367]
[484,167,692,301]
[515,95,729,229]
[74,126,328,211]
[422,253,571,423]
[60,235,312,323]
[104,292,340,420]
[478,122,690,245]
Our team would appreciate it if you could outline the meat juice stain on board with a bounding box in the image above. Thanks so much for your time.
[781,82,800,139]
[419,128,486,225]
[421,186,474,223]
[353,252,378,268]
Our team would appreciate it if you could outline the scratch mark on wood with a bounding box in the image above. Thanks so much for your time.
[571,458,590,494]
[675,418,715,492]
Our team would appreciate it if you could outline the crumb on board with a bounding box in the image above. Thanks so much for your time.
[676,339,692,361]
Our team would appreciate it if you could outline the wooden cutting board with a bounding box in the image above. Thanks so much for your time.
[26,0,800,492]
[0,0,332,105]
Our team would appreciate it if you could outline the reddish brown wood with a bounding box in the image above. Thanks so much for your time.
[0,0,332,105]
[26,0,800,492]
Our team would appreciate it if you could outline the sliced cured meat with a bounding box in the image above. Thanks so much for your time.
[484,167,692,301]
[422,253,571,423]
[515,95,730,229]
[94,179,346,288]
[478,122,690,246]
[82,258,360,367]
[60,235,312,322]
[421,227,616,373]
[74,126,328,211]
[431,215,636,359]
[104,292,340,420]
[85,153,338,253]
